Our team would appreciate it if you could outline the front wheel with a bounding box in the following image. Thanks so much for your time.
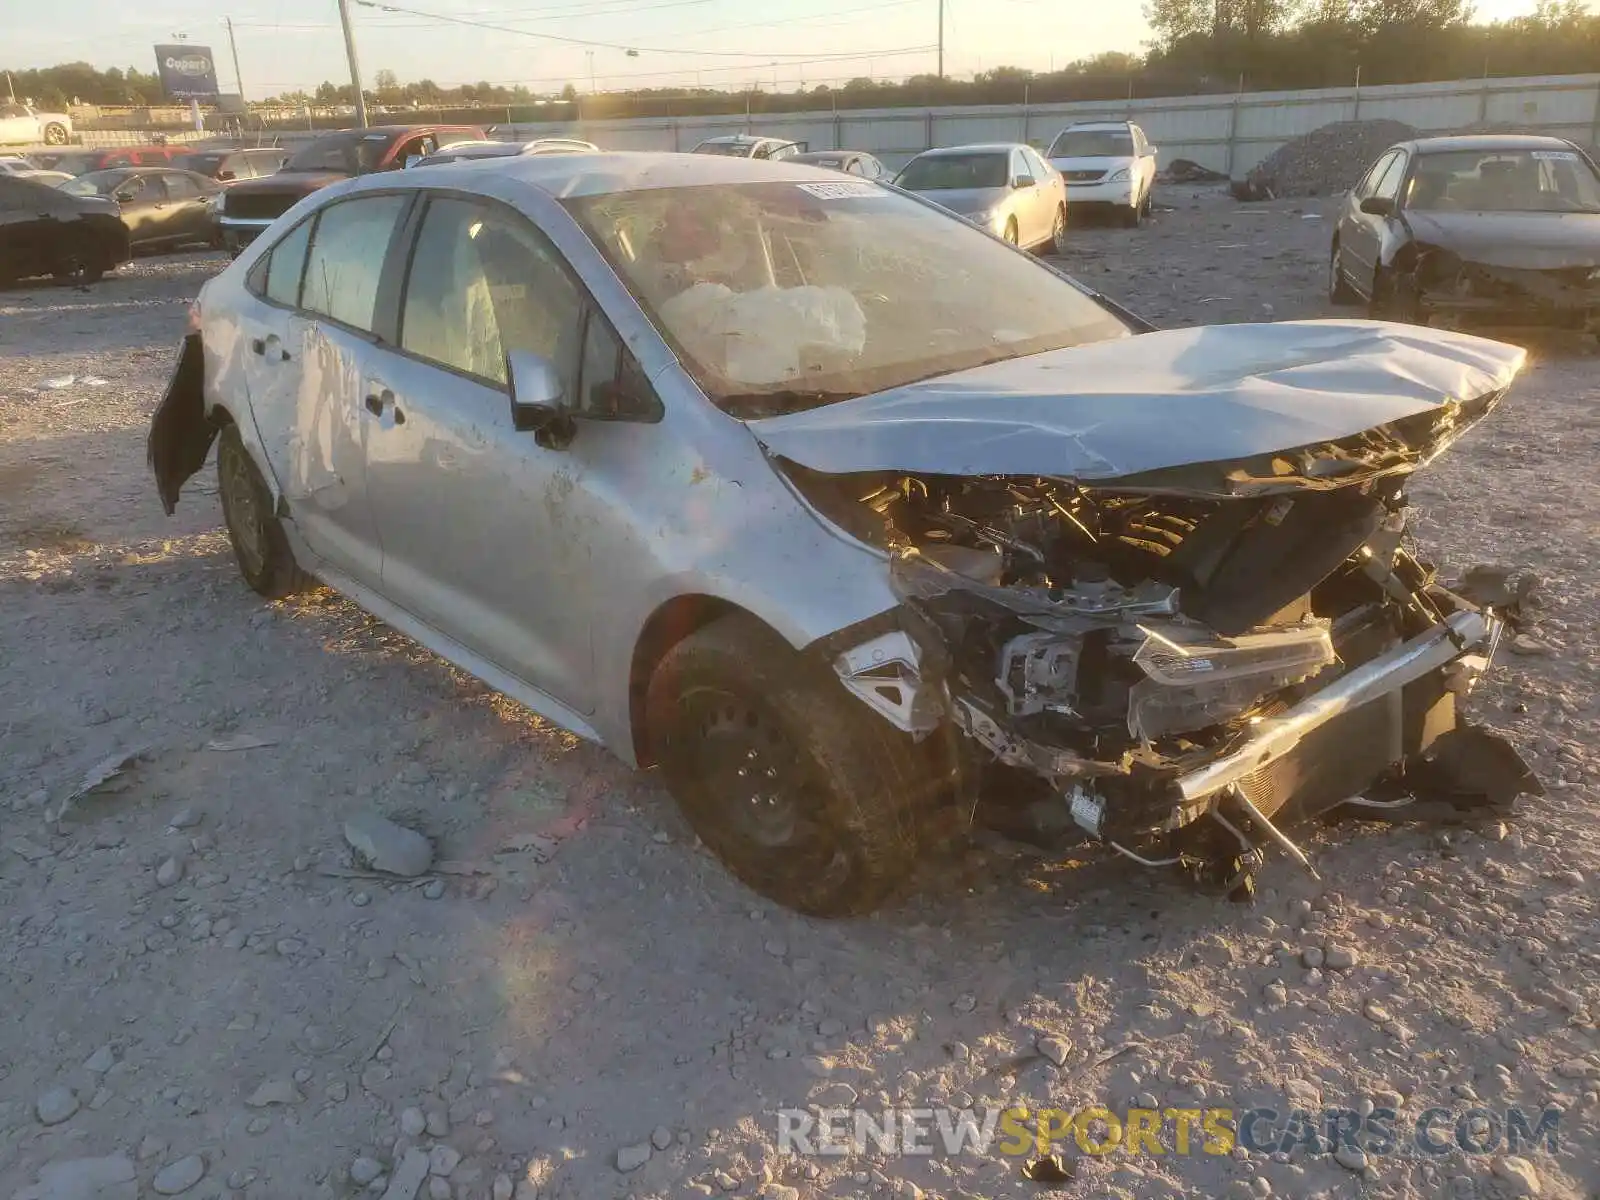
[43,123,69,146]
[647,612,950,917]
[1002,217,1019,246]
[1328,242,1358,305]
[217,424,309,599]
[1120,197,1142,228]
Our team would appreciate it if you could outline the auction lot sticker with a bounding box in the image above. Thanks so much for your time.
[796,181,882,199]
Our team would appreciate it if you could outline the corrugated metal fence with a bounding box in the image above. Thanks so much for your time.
[495,71,1600,176]
[77,71,1600,177]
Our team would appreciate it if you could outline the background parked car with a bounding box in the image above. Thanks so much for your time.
[35,145,191,175]
[1046,120,1158,227]
[894,142,1067,252]
[1331,133,1600,336]
[789,150,887,179]
[690,135,805,160]
[408,137,599,167]
[174,147,290,184]
[59,167,221,251]
[0,174,131,284]
[0,102,73,147]
[215,124,483,253]
[0,155,72,185]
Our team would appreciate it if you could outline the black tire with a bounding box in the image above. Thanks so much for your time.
[217,423,309,599]
[43,123,69,146]
[647,612,949,917]
[52,248,104,286]
[1328,242,1358,305]
[1368,266,1425,325]
[1120,199,1142,228]
[1141,187,1154,218]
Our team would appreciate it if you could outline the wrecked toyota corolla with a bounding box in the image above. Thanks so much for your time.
[1332,134,1600,337]
[148,152,1541,918]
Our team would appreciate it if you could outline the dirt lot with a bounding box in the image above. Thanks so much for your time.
[3,187,1600,1200]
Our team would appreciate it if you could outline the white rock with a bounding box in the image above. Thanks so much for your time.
[152,1154,207,1195]
[344,813,433,877]
[155,856,184,887]
[245,1078,303,1107]
[1334,1143,1367,1172]
[427,1178,451,1200]
[1324,944,1357,970]
[35,1085,80,1126]
[1037,1036,1071,1067]
[82,1044,116,1074]
[428,1145,460,1177]
[399,1107,427,1136]
[425,1110,449,1138]
[168,805,203,830]
[352,1158,385,1185]
[380,1148,432,1200]
[1492,1155,1541,1196]
[615,1142,652,1172]
[491,1175,514,1200]
[12,1154,137,1200]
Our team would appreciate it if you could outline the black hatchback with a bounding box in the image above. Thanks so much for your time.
[0,174,131,285]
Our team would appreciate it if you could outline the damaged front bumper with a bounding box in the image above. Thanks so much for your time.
[1414,257,1600,333]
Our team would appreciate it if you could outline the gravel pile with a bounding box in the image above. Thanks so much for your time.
[1235,118,1418,199]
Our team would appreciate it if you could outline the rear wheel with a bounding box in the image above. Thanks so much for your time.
[647,612,950,917]
[217,423,309,599]
[1046,204,1067,255]
[43,123,68,146]
[52,248,105,286]
[1120,197,1142,228]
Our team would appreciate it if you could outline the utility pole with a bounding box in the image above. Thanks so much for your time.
[337,0,369,127]
[587,50,597,94]
[225,18,246,106]
[937,0,944,80]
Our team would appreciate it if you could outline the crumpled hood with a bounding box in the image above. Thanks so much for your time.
[750,319,1525,488]
[1405,210,1600,269]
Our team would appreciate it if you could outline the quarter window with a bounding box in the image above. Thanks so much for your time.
[300,195,407,331]
[399,197,583,388]
[262,218,314,306]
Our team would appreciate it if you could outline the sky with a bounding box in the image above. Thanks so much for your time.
[4,0,1563,100]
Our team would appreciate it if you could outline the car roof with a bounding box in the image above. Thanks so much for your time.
[1059,120,1136,130]
[911,143,1021,157]
[355,150,861,198]
[1403,134,1584,155]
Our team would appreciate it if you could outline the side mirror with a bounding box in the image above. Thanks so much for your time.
[1011,176,1031,190]
[506,350,575,448]
[1360,196,1395,217]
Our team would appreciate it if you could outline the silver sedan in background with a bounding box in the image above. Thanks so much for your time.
[149,152,1538,916]
[894,142,1068,253]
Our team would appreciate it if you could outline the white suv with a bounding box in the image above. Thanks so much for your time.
[1046,120,1157,227]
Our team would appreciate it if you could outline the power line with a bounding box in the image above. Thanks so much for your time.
[351,0,931,58]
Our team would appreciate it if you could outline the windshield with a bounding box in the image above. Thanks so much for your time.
[895,152,1008,191]
[692,140,753,157]
[284,132,390,174]
[59,169,133,197]
[1405,148,1600,214]
[176,152,227,174]
[562,181,1131,416]
[43,153,98,176]
[1048,129,1134,158]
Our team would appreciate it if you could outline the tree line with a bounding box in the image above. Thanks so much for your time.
[5,1,1597,120]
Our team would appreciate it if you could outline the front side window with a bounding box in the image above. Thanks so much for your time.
[399,197,583,387]
[1355,151,1399,199]
[564,181,1131,415]
[284,132,391,175]
[300,194,407,330]
[1010,150,1034,185]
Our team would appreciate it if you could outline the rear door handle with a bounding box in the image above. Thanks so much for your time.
[250,337,290,361]
[365,387,404,424]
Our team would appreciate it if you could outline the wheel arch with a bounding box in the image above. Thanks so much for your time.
[629,594,784,767]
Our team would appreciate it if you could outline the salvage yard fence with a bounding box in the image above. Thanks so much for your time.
[75,71,1600,179]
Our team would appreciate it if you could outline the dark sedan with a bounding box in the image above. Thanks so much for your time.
[788,150,887,179]
[59,168,222,251]
[0,174,131,285]
[1331,134,1600,336]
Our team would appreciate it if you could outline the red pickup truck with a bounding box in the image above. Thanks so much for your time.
[215,124,483,254]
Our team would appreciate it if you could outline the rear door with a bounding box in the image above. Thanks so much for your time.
[278,192,412,581]
[115,173,168,245]
[159,171,212,241]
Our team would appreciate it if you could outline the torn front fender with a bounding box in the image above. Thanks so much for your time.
[148,333,218,516]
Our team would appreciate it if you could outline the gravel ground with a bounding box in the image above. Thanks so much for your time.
[3,193,1600,1200]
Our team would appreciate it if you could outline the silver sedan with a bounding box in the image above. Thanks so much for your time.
[894,142,1068,253]
[151,152,1539,915]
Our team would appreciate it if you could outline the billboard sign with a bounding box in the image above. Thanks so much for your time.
[154,44,220,99]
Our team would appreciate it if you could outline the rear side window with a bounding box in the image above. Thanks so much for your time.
[164,174,203,199]
[300,195,407,331]
[263,219,314,306]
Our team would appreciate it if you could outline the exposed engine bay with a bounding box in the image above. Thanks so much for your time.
[792,461,1543,895]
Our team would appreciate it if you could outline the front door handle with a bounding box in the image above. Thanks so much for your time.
[249,337,290,362]
[365,387,405,424]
